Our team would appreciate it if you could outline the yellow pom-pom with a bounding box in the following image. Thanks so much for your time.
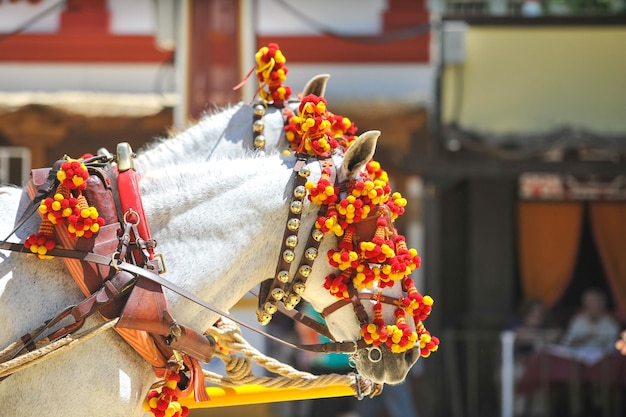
[57,171,67,181]
[148,397,159,409]
[423,295,433,306]
[72,176,84,187]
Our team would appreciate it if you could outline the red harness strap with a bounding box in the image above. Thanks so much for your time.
[117,168,154,263]
[116,163,209,402]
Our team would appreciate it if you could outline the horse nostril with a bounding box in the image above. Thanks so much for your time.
[404,347,419,365]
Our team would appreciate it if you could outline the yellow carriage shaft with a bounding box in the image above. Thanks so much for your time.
[180,384,356,408]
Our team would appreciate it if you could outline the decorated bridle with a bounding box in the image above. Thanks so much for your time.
[249,44,438,360]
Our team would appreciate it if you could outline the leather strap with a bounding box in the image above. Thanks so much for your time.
[0,241,366,354]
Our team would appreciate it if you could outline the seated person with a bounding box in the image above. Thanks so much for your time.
[561,288,619,356]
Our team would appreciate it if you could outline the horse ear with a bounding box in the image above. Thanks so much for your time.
[343,130,380,179]
[302,74,330,97]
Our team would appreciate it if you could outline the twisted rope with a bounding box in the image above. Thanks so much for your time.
[0,319,118,379]
[203,318,364,393]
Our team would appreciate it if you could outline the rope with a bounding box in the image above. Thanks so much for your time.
[203,317,367,394]
[0,319,118,379]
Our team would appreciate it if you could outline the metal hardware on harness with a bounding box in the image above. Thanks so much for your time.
[116,142,135,172]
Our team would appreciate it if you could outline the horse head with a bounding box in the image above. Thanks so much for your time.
[258,130,432,385]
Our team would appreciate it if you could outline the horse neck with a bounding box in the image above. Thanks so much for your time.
[137,154,369,343]
[137,155,294,329]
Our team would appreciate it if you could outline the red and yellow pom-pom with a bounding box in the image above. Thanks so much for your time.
[255,43,292,106]
[38,189,77,225]
[57,159,89,191]
[416,321,439,358]
[143,372,189,417]
[24,217,57,260]
[360,304,418,353]
[66,194,105,238]
[284,95,339,157]
[323,269,352,300]
[305,166,338,205]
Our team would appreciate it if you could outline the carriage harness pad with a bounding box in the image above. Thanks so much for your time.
[17,151,213,402]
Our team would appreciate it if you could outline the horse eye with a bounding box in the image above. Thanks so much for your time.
[367,346,382,363]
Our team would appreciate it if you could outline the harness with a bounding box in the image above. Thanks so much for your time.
[0,142,385,387]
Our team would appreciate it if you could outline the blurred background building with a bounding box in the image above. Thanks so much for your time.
[1,0,626,416]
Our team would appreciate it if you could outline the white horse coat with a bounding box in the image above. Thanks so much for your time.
[0,128,417,417]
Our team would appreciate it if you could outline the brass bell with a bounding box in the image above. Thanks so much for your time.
[290,200,303,214]
[285,235,298,248]
[277,270,290,282]
[253,119,265,133]
[312,229,324,242]
[305,247,318,261]
[293,185,306,199]
[288,294,301,306]
[287,218,300,231]
[298,167,311,178]
[283,301,296,310]
[264,301,278,314]
[298,265,311,278]
[271,287,284,301]
[283,250,295,263]
[254,135,266,148]
[256,310,271,325]
[293,281,306,295]
[254,104,266,116]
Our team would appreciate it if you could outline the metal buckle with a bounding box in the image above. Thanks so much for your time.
[147,253,166,274]
[367,346,382,363]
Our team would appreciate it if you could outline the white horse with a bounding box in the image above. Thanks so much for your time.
[0,129,419,416]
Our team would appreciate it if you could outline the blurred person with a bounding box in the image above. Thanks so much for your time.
[561,288,619,353]
[507,299,560,416]
[511,299,560,357]
[556,288,620,416]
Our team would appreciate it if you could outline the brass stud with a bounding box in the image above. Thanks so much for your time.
[256,310,271,325]
[254,104,266,116]
[277,270,290,283]
[312,229,323,242]
[285,235,298,248]
[298,167,311,178]
[298,265,311,278]
[271,287,284,301]
[254,135,266,148]
[287,218,300,231]
[253,119,265,133]
[293,185,306,199]
[264,301,277,314]
[305,247,318,261]
[283,250,295,263]
[293,281,306,295]
[290,200,303,214]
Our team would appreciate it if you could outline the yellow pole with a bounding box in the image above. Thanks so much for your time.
[179,384,356,409]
